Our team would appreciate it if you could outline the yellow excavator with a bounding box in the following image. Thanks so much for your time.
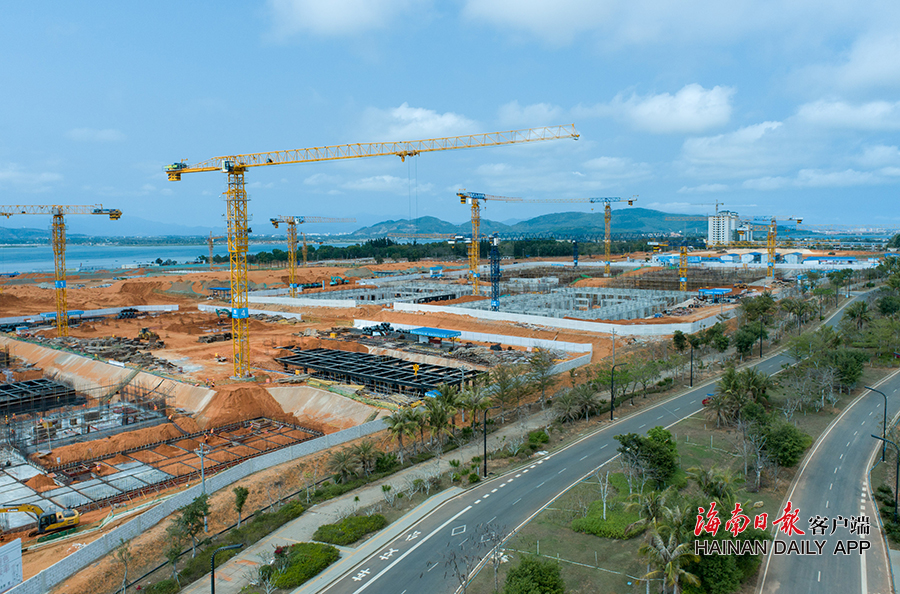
[0,504,80,534]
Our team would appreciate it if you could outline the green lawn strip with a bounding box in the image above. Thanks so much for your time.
[267,542,341,589]
[312,514,389,546]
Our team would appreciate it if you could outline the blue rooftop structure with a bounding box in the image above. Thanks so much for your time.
[699,288,730,296]
[409,327,462,339]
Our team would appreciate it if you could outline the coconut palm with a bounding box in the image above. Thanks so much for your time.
[328,449,359,484]
[552,388,580,423]
[572,383,601,421]
[350,440,378,477]
[458,380,492,429]
[433,383,460,434]
[490,363,524,422]
[738,367,773,406]
[405,406,428,453]
[423,398,454,452]
[625,487,673,535]
[384,409,415,464]
[640,527,700,594]
[845,300,872,330]
[686,466,741,507]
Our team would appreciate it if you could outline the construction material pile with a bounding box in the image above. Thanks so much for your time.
[447,345,567,367]
[33,336,179,372]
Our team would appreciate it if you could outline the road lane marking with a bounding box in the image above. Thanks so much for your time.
[580,455,589,461]
[848,442,852,447]
[475,500,481,504]
[488,516,497,524]
[817,571,820,582]
[515,474,521,478]
[491,489,498,493]
[483,493,490,498]
[830,484,833,490]
[537,481,545,488]
[507,479,514,483]
[826,501,829,509]
[499,484,506,488]
[600,444,608,449]
[840,454,844,459]
[513,498,521,506]
[690,399,696,404]
[835,468,839,473]
[854,431,858,436]
[657,415,664,420]
[522,469,529,473]
[558,468,567,474]
[427,563,438,572]
[351,505,472,593]
[638,423,646,429]
[674,407,680,411]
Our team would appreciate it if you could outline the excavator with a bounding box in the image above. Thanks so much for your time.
[0,504,80,534]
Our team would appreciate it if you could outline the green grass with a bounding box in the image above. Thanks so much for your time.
[312,514,388,546]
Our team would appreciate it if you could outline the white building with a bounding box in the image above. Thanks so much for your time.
[708,211,741,246]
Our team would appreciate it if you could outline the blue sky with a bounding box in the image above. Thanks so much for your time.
[1,1,898,235]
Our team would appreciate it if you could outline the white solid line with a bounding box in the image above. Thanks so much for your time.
[352,505,472,594]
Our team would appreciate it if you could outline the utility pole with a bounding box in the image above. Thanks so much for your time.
[195,444,210,532]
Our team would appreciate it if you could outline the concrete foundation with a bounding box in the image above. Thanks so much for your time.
[249,282,469,308]
[451,287,690,320]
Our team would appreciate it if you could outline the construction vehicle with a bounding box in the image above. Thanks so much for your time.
[0,205,120,337]
[329,276,347,286]
[198,332,232,344]
[271,216,356,297]
[0,504,80,534]
[167,125,578,378]
[215,308,232,319]
[137,328,163,346]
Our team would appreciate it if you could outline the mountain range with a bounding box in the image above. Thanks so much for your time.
[0,208,710,243]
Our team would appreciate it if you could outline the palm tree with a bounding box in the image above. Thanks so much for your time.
[625,487,673,535]
[328,449,359,484]
[385,409,415,463]
[552,388,580,423]
[423,398,454,453]
[845,300,872,330]
[704,392,730,428]
[686,466,740,507]
[350,440,378,476]
[458,380,492,429]
[640,527,700,594]
[572,383,600,421]
[434,383,460,434]
[405,406,428,453]
[738,367,772,406]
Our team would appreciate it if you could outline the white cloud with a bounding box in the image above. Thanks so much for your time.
[616,85,734,134]
[267,0,421,38]
[680,121,786,178]
[795,100,900,130]
[342,174,433,195]
[677,184,730,193]
[303,173,342,186]
[743,168,879,190]
[803,33,900,92]
[582,156,652,181]
[498,101,566,127]
[360,103,478,139]
[0,163,62,192]
[856,145,900,168]
[462,0,886,48]
[575,84,734,134]
[67,128,125,142]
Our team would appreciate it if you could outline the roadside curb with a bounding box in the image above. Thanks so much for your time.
[292,487,464,594]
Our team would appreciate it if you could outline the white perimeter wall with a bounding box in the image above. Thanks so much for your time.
[390,302,735,337]
[197,304,303,320]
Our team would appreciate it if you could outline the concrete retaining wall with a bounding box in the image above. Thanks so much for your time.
[391,302,734,336]
[352,319,593,354]
[248,295,358,309]
[196,304,303,320]
[9,418,387,594]
[0,305,179,326]
[549,352,592,375]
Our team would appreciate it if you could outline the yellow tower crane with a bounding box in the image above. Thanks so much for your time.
[207,232,225,271]
[167,125,578,377]
[456,192,635,293]
[744,217,803,279]
[0,205,121,336]
[270,216,356,296]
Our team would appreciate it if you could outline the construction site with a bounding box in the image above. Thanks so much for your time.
[0,126,884,594]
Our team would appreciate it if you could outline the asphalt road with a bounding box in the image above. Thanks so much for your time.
[757,370,899,594]
[315,291,870,594]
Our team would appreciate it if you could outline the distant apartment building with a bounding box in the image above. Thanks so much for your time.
[708,211,741,246]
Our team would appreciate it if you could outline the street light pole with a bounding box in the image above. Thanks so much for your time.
[610,364,620,421]
[690,344,694,388]
[483,406,500,478]
[866,386,888,462]
[211,543,243,594]
[871,435,899,521]
[195,443,209,531]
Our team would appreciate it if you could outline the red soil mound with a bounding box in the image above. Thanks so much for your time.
[25,474,57,492]
[34,423,193,466]
[196,383,301,429]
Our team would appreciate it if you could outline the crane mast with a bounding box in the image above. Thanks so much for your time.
[0,205,121,336]
[171,126,578,377]
[271,216,355,296]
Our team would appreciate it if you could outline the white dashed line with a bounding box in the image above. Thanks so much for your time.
[507,479,514,483]
[840,454,844,460]
[515,474,521,478]
[488,516,496,524]
[558,468,567,474]
[522,469,529,473]
[657,415,664,420]
[475,500,481,504]
[600,444,608,449]
[491,489,498,493]
[638,423,646,429]
[580,455,589,461]
[483,493,490,498]
[499,484,506,488]
[513,498,521,506]
[826,501,829,509]
[537,481,545,488]
[830,484,833,490]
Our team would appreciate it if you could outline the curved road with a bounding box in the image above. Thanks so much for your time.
[314,292,876,594]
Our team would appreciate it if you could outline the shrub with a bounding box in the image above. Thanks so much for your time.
[266,542,340,589]
[468,472,481,484]
[145,579,180,594]
[527,430,550,446]
[312,515,388,546]
[764,422,811,467]
[374,452,399,473]
[503,556,565,594]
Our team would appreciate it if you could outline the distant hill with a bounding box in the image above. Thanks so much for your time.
[343,208,707,239]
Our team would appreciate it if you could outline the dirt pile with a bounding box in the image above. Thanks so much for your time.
[34,423,192,466]
[24,474,57,492]
[195,383,302,429]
